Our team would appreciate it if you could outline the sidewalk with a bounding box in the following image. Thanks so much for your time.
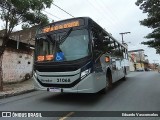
[0,78,35,99]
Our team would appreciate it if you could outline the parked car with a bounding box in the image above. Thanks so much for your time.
[144,68,152,71]
[136,68,144,71]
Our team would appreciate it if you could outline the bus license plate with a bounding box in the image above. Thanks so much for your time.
[49,88,61,92]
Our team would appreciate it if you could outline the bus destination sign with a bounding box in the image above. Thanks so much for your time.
[43,20,80,33]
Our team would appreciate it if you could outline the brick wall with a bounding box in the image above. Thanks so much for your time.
[2,48,33,84]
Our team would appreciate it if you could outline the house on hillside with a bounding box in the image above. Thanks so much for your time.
[0,26,37,83]
[128,49,149,71]
[128,52,136,71]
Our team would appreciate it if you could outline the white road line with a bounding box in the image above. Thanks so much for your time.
[59,112,74,120]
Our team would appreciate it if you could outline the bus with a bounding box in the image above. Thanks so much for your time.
[33,17,129,93]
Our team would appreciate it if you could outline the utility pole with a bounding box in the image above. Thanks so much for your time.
[119,32,131,44]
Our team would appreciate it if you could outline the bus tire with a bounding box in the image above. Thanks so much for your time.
[98,72,112,94]
[107,73,113,89]
[122,67,126,80]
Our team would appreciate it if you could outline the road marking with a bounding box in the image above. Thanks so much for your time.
[59,112,74,120]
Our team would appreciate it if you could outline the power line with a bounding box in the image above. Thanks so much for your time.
[100,0,141,43]
[99,0,130,31]
[96,0,127,31]
[92,0,137,44]
[43,10,61,20]
[94,0,132,36]
[86,0,123,34]
[52,3,74,18]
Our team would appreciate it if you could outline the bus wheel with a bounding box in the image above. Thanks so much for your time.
[122,68,126,80]
[107,73,113,89]
[98,72,112,94]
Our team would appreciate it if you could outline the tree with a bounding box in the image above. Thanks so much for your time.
[0,0,53,91]
[135,0,160,54]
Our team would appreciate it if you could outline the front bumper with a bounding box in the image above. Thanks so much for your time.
[33,73,106,93]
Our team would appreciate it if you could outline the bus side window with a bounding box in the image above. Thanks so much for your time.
[109,39,116,56]
[122,47,128,59]
[119,45,123,58]
[114,42,119,56]
[92,28,109,61]
[125,49,129,59]
[92,29,101,60]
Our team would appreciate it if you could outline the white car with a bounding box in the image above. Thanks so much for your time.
[136,68,144,71]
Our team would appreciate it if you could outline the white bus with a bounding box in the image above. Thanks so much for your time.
[33,17,129,93]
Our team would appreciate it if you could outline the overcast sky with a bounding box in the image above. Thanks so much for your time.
[0,0,159,63]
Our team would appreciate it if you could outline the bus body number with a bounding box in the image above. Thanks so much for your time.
[57,78,71,83]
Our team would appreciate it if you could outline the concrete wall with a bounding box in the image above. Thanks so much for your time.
[10,26,37,45]
[2,48,33,83]
[129,62,135,71]
[129,57,135,71]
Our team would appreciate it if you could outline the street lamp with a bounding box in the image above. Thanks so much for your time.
[119,32,131,44]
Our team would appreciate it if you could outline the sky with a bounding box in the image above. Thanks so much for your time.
[0,0,159,64]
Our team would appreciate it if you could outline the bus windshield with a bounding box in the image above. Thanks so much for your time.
[36,29,90,62]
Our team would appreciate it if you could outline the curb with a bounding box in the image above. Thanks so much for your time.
[4,78,33,85]
[0,89,36,99]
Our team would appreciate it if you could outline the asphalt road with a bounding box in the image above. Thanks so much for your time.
[0,71,160,120]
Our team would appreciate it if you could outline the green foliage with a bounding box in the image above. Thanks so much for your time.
[135,0,160,54]
[0,0,53,36]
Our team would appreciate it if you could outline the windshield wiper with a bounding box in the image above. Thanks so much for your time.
[40,33,55,45]
[58,28,73,45]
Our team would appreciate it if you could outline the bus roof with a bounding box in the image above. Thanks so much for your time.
[37,17,128,49]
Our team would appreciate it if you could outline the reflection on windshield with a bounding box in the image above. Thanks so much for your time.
[36,36,55,61]
[36,29,89,62]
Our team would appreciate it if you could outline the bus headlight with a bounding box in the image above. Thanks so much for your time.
[81,69,91,79]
